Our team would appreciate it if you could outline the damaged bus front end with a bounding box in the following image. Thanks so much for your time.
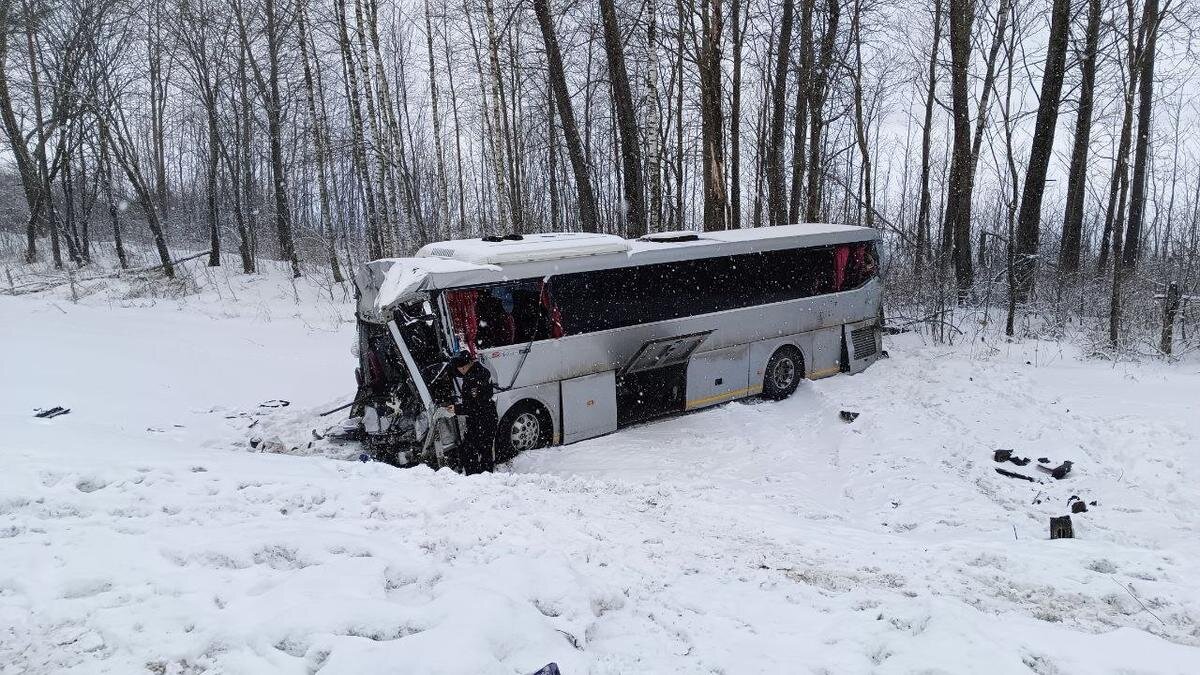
[350,259,479,466]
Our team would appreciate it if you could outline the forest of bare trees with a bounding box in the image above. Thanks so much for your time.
[1,0,1198,353]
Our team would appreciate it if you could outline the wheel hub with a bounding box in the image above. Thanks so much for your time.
[772,357,796,390]
[509,412,541,452]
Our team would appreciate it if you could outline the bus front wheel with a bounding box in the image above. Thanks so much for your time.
[494,401,552,462]
[762,346,803,400]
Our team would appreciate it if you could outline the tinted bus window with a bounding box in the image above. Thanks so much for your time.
[551,242,877,336]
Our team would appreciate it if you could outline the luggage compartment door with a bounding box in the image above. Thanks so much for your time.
[561,370,618,444]
[685,344,751,410]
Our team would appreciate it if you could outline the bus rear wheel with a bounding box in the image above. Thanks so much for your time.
[494,401,552,462]
[762,346,803,400]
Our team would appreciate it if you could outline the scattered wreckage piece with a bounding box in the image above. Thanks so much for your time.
[1050,515,1074,539]
[839,410,860,423]
[258,399,290,408]
[995,467,1038,482]
[34,406,71,419]
[1037,460,1074,480]
[1068,495,1097,513]
[994,449,1033,466]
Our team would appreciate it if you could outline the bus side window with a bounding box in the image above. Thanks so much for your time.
[476,293,515,348]
[842,242,879,289]
[458,279,561,348]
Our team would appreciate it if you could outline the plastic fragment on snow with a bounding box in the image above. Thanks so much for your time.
[1050,515,1074,539]
[994,449,1012,462]
[839,410,860,423]
[530,664,561,675]
[258,399,290,408]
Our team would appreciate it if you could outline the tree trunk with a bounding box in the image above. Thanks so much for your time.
[298,0,342,282]
[848,0,873,227]
[942,0,974,295]
[236,44,256,272]
[205,102,221,267]
[1012,0,1071,303]
[1058,0,1100,277]
[697,0,727,231]
[674,0,685,229]
[1098,13,1142,274]
[1122,0,1158,270]
[913,0,942,278]
[264,0,300,277]
[480,0,513,232]
[804,0,839,223]
[766,0,796,226]
[424,0,451,237]
[21,1,64,268]
[645,0,664,233]
[533,0,600,233]
[443,6,470,234]
[147,4,169,217]
[599,0,647,237]
[0,2,43,264]
[104,108,173,278]
[354,0,396,251]
[787,0,813,223]
[728,0,746,229]
[334,0,383,258]
[97,118,128,269]
[547,80,559,230]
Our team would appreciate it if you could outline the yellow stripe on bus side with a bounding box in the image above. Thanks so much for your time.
[808,366,840,379]
[685,385,763,409]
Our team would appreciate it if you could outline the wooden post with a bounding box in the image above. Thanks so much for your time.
[1160,282,1180,355]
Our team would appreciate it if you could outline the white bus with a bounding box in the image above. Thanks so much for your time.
[352,223,883,466]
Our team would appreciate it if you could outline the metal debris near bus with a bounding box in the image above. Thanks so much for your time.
[34,406,70,419]
[1038,460,1074,479]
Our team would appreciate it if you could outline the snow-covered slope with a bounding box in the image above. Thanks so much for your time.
[2,263,1199,674]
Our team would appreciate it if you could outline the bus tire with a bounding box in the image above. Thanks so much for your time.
[761,346,804,400]
[494,400,552,462]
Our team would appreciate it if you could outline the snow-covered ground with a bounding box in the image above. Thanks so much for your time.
[3,260,1200,674]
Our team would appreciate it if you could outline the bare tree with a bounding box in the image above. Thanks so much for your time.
[599,0,647,237]
[942,0,974,295]
[1122,0,1161,269]
[1013,0,1071,303]
[532,0,599,233]
[803,0,838,223]
[913,0,941,278]
[766,0,795,226]
[695,0,728,231]
[1058,0,1101,277]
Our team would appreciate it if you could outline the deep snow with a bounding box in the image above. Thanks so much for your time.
[2,261,1200,674]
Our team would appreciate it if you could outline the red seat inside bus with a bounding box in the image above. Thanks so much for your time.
[446,281,563,353]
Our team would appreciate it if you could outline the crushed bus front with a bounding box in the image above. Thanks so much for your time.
[350,262,463,466]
